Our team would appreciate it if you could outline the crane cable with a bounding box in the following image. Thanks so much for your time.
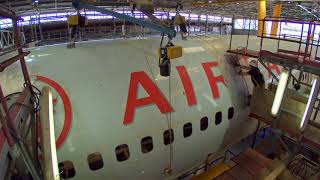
[167,65,173,173]
[141,35,174,173]
[142,7,177,171]
[159,34,174,172]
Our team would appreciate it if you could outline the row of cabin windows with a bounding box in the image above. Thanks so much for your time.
[58,107,234,179]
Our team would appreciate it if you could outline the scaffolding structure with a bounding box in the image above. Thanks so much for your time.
[29,15,43,42]
[227,16,320,179]
[0,30,25,51]
[0,5,58,180]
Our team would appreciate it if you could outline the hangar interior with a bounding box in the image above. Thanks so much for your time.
[0,0,320,180]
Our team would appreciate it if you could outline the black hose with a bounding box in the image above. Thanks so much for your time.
[5,92,22,100]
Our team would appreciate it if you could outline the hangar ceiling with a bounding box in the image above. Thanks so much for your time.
[0,0,319,19]
[183,1,320,19]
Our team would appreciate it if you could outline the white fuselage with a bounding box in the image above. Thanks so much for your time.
[0,35,287,179]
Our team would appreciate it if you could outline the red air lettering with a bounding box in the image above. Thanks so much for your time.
[176,66,197,106]
[123,71,173,125]
[202,62,227,99]
[267,63,281,78]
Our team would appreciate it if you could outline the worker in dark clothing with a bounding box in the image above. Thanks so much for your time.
[70,25,77,39]
[239,60,265,105]
[239,60,265,87]
[70,12,86,40]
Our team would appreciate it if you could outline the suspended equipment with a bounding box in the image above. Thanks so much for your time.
[72,1,176,38]
[67,15,88,27]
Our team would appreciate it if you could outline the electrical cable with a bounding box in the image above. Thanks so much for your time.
[142,35,174,172]
[22,82,43,175]
[161,38,174,172]
[5,92,22,100]
[24,82,41,95]
[27,83,43,175]
[7,100,39,141]
[24,82,41,112]
[168,72,173,172]
[3,82,42,175]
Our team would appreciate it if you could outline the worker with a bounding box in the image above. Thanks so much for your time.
[239,60,265,105]
[70,11,83,40]
[70,25,77,39]
[239,60,265,87]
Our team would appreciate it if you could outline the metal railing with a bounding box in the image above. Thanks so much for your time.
[0,30,25,50]
[178,149,236,179]
[259,17,320,61]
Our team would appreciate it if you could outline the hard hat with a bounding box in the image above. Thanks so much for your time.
[249,60,258,68]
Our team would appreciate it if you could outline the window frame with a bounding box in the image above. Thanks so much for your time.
[200,117,209,131]
[228,107,234,120]
[141,136,154,153]
[215,111,222,125]
[163,129,174,145]
[115,144,130,162]
[58,160,76,179]
[183,122,193,138]
[87,152,104,171]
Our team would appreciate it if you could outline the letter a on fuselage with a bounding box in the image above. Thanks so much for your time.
[123,71,173,125]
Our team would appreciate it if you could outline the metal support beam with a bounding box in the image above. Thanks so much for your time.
[257,57,280,82]
[188,13,191,36]
[0,51,30,72]
[312,99,320,121]
[12,19,32,86]
[72,1,176,37]
[291,73,311,88]
[205,14,208,35]
[0,6,21,20]
[0,97,15,146]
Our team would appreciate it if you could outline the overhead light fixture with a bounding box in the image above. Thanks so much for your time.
[39,88,60,179]
[48,91,60,179]
[271,69,290,117]
[300,78,320,129]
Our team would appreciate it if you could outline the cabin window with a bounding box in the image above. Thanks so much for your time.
[200,117,208,131]
[183,123,192,138]
[58,161,76,179]
[163,129,174,145]
[115,144,130,162]
[215,111,222,125]
[87,152,104,171]
[228,107,234,120]
[141,136,153,153]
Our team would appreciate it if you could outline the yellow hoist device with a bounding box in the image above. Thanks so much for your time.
[158,41,183,77]
[173,13,188,39]
[174,15,186,26]
[67,14,88,48]
[67,15,88,27]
